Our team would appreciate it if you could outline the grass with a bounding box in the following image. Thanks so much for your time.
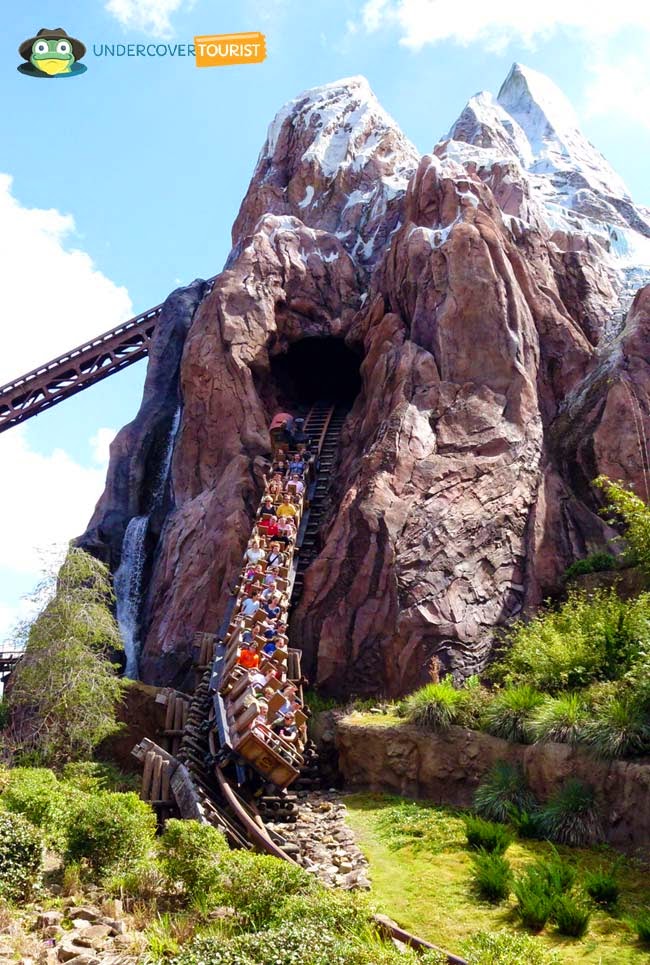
[344,792,650,964]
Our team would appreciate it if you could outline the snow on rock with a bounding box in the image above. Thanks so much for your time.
[232,76,419,273]
[441,62,650,303]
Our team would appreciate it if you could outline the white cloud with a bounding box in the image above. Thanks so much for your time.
[585,54,650,130]
[0,429,112,575]
[0,175,132,384]
[358,0,650,51]
[90,427,118,467]
[105,0,193,38]
[0,428,115,645]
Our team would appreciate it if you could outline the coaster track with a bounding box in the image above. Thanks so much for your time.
[0,279,216,433]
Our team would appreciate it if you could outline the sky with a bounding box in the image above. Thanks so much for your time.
[1,0,650,643]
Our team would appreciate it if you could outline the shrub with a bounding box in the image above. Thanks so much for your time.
[580,696,650,758]
[158,819,228,899]
[463,816,512,854]
[474,761,537,823]
[481,686,543,743]
[595,476,650,569]
[551,893,591,937]
[531,693,587,744]
[218,850,315,929]
[572,552,619,578]
[470,850,512,903]
[461,930,561,964]
[0,810,44,902]
[170,918,415,965]
[496,588,650,692]
[61,760,139,793]
[104,859,166,903]
[0,767,68,848]
[630,910,650,945]
[457,676,493,730]
[64,791,156,876]
[584,867,620,909]
[564,552,617,581]
[510,808,545,840]
[530,850,576,895]
[512,870,555,932]
[538,780,602,847]
[402,679,463,730]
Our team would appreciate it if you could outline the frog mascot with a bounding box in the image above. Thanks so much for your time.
[18,28,87,78]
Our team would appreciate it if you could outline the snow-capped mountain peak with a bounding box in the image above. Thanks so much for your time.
[496,63,629,198]
[440,62,650,291]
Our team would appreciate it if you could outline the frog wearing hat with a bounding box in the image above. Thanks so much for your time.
[18,28,87,77]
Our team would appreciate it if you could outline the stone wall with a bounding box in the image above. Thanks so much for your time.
[331,714,650,852]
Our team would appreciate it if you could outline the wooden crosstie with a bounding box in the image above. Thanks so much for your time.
[0,278,216,433]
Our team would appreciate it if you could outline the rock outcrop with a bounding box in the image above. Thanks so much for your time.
[81,66,650,697]
[334,714,650,852]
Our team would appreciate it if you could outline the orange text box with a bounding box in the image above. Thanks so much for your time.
[194,32,266,67]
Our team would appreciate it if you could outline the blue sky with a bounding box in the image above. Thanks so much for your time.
[1,0,650,641]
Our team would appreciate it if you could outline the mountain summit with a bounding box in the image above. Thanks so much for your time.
[443,63,650,290]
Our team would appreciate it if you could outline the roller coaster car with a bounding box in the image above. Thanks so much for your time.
[269,411,294,453]
[234,728,301,789]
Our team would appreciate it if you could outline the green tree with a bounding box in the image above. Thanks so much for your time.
[7,547,125,766]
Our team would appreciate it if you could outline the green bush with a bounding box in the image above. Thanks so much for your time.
[510,809,545,840]
[64,791,156,876]
[0,768,67,848]
[564,552,617,581]
[461,930,560,964]
[61,760,139,793]
[512,870,555,932]
[474,761,536,823]
[170,917,416,965]
[583,867,620,909]
[538,780,602,847]
[630,910,650,944]
[469,850,512,903]
[402,679,464,730]
[104,859,167,902]
[0,810,44,902]
[550,893,591,937]
[463,816,512,854]
[457,676,493,730]
[595,477,650,569]
[580,696,650,758]
[530,850,576,895]
[496,589,650,692]
[158,819,228,899]
[531,693,586,744]
[217,850,315,929]
[481,686,543,743]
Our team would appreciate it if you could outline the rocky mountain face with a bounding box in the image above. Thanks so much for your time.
[80,67,650,697]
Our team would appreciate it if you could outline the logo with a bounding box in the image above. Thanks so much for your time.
[194,32,266,68]
[18,27,87,78]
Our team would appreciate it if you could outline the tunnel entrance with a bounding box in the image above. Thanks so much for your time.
[270,337,362,407]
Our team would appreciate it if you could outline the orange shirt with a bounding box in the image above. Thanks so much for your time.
[237,649,260,670]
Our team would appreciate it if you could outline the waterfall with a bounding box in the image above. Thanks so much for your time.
[114,515,148,680]
[114,406,181,679]
[151,406,181,507]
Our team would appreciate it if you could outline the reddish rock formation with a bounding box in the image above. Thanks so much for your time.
[81,69,650,697]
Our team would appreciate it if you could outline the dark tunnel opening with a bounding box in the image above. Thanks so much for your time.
[269,337,362,408]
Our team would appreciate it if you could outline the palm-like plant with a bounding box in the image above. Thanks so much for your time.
[481,685,544,743]
[474,760,537,823]
[531,693,587,744]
